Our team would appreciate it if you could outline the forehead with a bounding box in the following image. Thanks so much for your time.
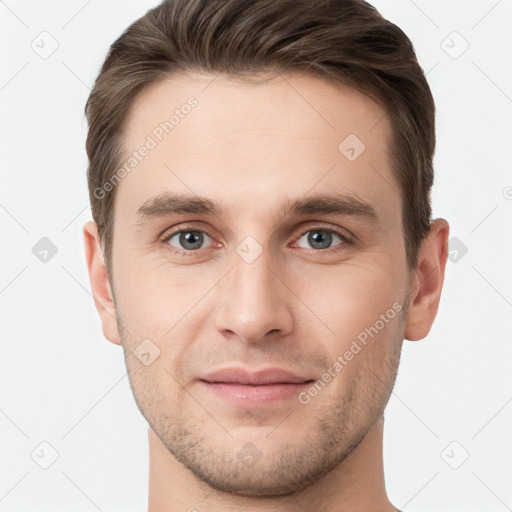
[115,71,399,226]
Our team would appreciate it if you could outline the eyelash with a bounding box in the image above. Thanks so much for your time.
[159,223,354,257]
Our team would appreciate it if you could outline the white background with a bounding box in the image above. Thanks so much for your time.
[0,0,511,511]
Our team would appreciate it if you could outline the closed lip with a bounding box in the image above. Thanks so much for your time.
[199,367,315,385]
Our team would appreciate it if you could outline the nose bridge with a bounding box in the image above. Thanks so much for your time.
[214,239,293,343]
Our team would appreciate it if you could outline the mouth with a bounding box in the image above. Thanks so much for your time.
[198,367,316,407]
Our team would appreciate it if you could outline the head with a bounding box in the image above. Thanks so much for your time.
[84,0,449,497]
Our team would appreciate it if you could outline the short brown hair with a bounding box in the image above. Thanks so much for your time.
[85,0,435,275]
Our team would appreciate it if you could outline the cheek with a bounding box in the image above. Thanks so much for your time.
[113,260,213,339]
[304,269,405,398]
[295,260,404,334]
[292,260,406,387]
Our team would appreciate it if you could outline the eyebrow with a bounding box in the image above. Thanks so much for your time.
[135,192,379,224]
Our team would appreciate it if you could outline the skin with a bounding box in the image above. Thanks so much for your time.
[83,71,449,512]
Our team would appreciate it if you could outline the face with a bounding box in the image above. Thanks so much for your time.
[96,72,415,495]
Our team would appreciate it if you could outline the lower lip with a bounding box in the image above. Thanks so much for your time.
[200,381,312,407]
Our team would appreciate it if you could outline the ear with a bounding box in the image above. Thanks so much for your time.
[83,220,121,345]
[404,218,450,341]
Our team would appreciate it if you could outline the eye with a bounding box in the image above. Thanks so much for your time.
[164,229,213,252]
[295,228,350,252]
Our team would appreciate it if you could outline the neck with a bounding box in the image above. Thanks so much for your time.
[147,414,397,512]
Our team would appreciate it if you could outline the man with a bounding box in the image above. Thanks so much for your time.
[83,0,449,510]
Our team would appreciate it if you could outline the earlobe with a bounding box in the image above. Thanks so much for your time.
[404,218,450,341]
[83,221,121,345]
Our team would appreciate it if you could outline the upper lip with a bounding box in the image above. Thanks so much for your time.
[199,367,315,385]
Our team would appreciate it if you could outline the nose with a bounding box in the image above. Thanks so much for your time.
[214,247,294,344]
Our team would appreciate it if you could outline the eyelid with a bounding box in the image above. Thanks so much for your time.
[294,222,355,243]
[160,222,215,240]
